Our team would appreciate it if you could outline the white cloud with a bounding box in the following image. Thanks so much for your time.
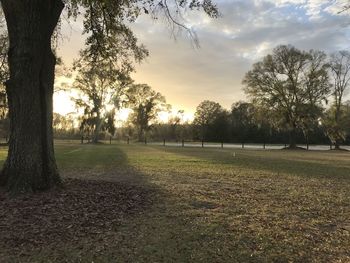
[58,0,350,112]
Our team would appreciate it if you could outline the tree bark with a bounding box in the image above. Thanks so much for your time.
[288,126,297,149]
[334,104,342,150]
[0,0,64,192]
[92,116,102,144]
[334,140,341,150]
[137,126,144,142]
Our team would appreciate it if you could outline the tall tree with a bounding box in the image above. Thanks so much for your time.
[73,37,146,143]
[230,102,260,144]
[127,84,169,141]
[168,110,186,141]
[53,112,76,137]
[193,100,229,142]
[0,0,218,192]
[327,51,350,149]
[243,45,330,149]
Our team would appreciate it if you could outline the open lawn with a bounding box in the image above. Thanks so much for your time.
[0,142,350,262]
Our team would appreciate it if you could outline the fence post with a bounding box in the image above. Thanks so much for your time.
[330,144,332,150]
[127,137,130,145]
[202,140,204,148]
[81,136,84,144]
[163,139,166,146]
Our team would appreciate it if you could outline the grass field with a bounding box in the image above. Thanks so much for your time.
[1,142,350,262]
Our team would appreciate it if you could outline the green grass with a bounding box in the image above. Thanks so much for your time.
[1,141,350,262]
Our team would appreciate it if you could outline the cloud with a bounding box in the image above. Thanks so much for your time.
[59,0,350,113]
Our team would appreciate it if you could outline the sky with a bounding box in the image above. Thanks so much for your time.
[55,0,350,119]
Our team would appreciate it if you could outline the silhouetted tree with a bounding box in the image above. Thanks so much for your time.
[168,110,184,140]
[323,102,350,149]
[73,38,146,143]
[230,102,260,143]
[127,84,169,141]
[52,113,77,138]
[326,51,350,149]
[243,45,330,149]
[193,100,229,142]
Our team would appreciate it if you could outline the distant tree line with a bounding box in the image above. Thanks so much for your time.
[115,100,345,146]
[2,42,350,149]
[116,45,350,149]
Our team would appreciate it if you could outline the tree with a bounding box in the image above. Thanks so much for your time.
[193,100,229,142]
[0,0,218,192]
[323,104,350,148]
[230,102,260,144]
[53,112,77,138]
[127,84,169,141]
[243,45,330,149]
[73,38,146,143]
[168,110,185,141]
[326,51,350,149]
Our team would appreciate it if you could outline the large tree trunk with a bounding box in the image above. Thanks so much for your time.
[0,0,64,193]
[288,126,297,149]
[137,127,144,142]
[92,115,102,144]
[334,107,342,150]
[334,139,341,150]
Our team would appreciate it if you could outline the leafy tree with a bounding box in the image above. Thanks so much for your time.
[193,100,229,142]
[52,112,77,138]
[243,45,330,148]
[323,102,350,149]
[230,102,261,143]
[73,37,146,143]
[0,0,218,192]
[127,84,169,141]
[53,113,74,131]
[326,51,350,149]
[54,57,73,92]
[168,110,186,141]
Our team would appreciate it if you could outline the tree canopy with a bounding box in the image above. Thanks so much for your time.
[64,0,219,55]
[193,100,228,142]
[325,51,350,148]
[127,83,169,141]
[243,45,330,148]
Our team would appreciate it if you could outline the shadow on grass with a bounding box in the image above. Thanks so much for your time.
[104,145,350,262]
[0,144,161,262]
[1,144,349,262]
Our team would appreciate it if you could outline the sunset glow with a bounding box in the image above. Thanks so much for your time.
[57,1,350,114]
[53,91,76,115]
